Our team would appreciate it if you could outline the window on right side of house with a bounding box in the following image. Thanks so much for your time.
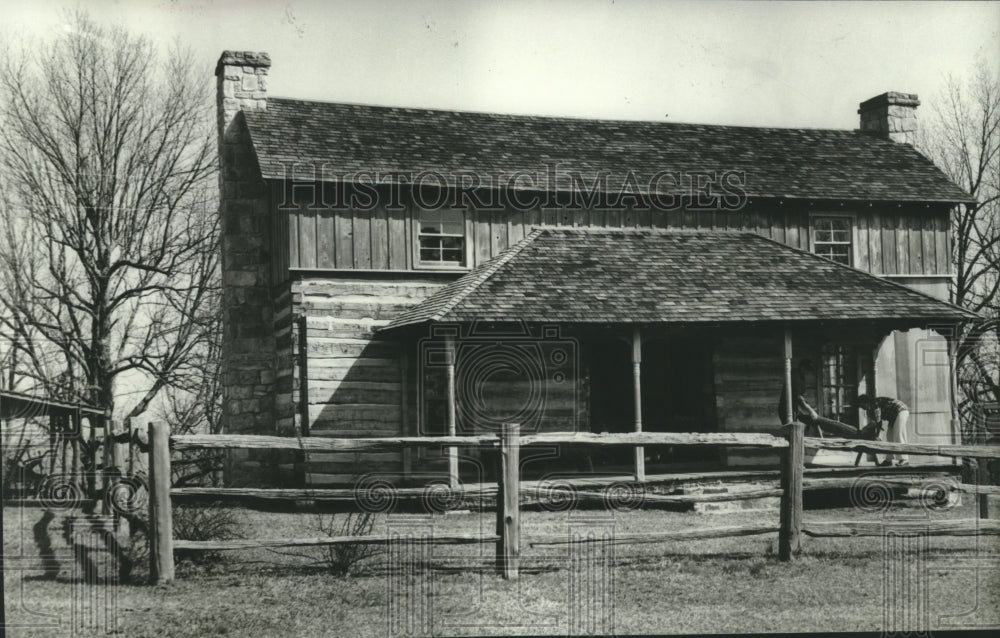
[820,344,859,426]
[812,216,852,266]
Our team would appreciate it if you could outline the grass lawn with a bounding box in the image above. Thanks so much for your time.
[3,498,999,636]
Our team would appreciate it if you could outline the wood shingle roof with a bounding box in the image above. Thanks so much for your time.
[243,98,973,204]
[383,228,978,329]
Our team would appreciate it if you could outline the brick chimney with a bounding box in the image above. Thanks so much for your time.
[858,92,919,145]
[215,51,270,138]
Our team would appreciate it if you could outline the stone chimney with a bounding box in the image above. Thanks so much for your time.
[215,51,270,138]
[858,91,919,145]
[214,51,279,475]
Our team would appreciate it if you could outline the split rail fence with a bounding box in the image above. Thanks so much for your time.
[147,422,1000,584]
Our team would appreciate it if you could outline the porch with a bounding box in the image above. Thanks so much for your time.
[371,228,977,487]
[394,320,962,485]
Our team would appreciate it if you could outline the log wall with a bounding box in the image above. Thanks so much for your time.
[288,274,450,485]
[713,330,786,467]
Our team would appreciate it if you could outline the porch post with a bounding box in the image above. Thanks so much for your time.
[445,335,459,489]
[948,335,961,445]
[867,340,878,399]
[861,334,881,465]
[401,347,411,481]
[632,327,645,482]
[782,328,794,424]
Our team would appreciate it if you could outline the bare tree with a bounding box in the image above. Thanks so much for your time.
[0,11,218,427]
[159,301,225,487]
[920,63,1000,441]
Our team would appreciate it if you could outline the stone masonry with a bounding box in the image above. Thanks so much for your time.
[858,91,919,145]
[216,51,281,485]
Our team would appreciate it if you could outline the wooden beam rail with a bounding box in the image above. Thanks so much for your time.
[169,519,1000,553]
[170,434,499,452]
[170,431,791,452]
[175,533,498,552]
[518,432,789,448]
[804,437,1000,459]
[802,519,1000,538]
[528,525,780,547]
[169,475,999,506]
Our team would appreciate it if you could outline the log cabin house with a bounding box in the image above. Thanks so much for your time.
[215,51,978,487]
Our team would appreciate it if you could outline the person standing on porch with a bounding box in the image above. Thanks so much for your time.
[778,359,820,426]
[857,395,910,466]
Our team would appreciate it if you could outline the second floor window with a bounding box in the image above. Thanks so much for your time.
[418,209,465,266]
[812,216,853,266]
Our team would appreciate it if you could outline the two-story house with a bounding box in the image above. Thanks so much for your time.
[215,51,976,487]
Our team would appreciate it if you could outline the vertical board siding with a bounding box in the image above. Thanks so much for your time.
[635,208,652,229]
[271,183,292,284]
[868,212,883,275]
[896,215,909,275]
[880,213,897,275]
[387,206,407,270]
[353,207,372,269]
[370,206,389,270]
[491,209,508,258]
[316,210,336,269]
[771,209,786,244]
[922,214,936,276]
[474,210,492,265]
[275,194,952,280]
[288,205,299,269]
[935,212,949,275]
[855,213,869,271]
[508,208,526,244]
[909,213,924,274]
[785,210,801,249]
[298,204,317,269]
[334,209,353,269]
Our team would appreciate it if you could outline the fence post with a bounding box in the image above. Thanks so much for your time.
[977,458,990,519]
[779,421,804,561]
[496,422,520,580]
[148,422,174,584]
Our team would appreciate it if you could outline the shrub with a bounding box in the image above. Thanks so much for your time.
[172,501,243,564]
[172,502,242,543]
[270,511,382,576]
[315,511,381,576]
[119,501,243,572]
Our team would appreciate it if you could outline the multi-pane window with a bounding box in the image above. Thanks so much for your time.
[820,344,859,426]
[812,216,853,266]
[418,209,465,266]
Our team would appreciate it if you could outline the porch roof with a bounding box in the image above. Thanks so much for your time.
[382,228,978,330]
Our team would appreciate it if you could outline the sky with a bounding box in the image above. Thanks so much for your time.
[4,0,999,130]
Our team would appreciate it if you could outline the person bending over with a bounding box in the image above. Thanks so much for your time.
[856,394,910,466]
